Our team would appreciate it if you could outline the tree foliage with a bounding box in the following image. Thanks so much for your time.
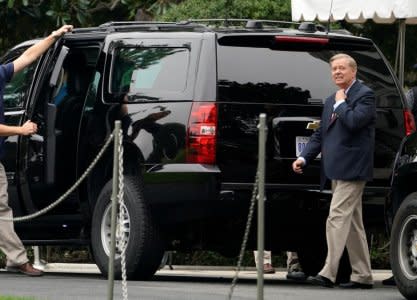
[160,0,291,21]
[0,0,187,53]
[121,0,182,19]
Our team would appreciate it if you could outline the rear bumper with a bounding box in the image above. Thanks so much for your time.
[144,164,221,205]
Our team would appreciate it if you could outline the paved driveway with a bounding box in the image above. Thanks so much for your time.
[0,264,404,300]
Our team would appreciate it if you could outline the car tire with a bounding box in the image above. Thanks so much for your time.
[390,192,417,299]
[91,176,164,280]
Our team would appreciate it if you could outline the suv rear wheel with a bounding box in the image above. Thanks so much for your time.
[91,176,164,280]
[390,192,417,299]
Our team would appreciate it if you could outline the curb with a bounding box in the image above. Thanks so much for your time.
[4,263,392,282]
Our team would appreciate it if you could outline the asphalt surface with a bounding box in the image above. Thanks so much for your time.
[0,264,404,300]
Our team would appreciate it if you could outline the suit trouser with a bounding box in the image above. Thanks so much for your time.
[319,180,373,284]
[254,251,302,271]
[286,251,302,272]
[0,163,28,266]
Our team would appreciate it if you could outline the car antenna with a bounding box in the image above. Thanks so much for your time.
[326,0,334,34]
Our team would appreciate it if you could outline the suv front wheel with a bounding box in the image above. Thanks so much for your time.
[91,176,164,280]
[390,192,417,299]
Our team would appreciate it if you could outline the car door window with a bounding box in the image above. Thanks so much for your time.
[3,59,37,110]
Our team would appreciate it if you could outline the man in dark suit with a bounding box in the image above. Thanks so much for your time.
[292,53,376,289]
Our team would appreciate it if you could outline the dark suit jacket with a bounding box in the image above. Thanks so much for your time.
[300,80,376,189]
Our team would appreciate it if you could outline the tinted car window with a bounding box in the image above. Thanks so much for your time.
[84,71,101,112]
[4,61,37,109]
[217,46,401,108]
[110,47,189,101]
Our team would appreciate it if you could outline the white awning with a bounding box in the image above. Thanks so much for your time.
[291,0,417,24]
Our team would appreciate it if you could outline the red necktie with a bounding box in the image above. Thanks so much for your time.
[330,112,337,122]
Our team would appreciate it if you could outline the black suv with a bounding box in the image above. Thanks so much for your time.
[1,20,412,279]
[386,131,417,299]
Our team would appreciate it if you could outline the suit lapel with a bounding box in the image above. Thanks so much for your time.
[346,80,361,102]
[326,81,361,131]
[325,96,336,131]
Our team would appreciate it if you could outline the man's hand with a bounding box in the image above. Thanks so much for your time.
[13,24,73,74]
[292,158,304,174]
[20,120,37,136]
[335,89,346,102]
[51,25,74,40]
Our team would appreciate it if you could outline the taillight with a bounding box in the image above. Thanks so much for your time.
[404,109,416,136]
[274,36,329,45]
[186,102,217,164]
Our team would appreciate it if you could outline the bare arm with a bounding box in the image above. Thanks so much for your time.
[0,120,37,136]
[13,25,73,74]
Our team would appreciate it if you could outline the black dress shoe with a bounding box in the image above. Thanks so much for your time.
[286,270,306,281]
[306,275,334,288]
[339,281,373,289]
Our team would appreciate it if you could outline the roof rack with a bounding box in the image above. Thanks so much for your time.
[71,19,351,36]
[72,21,210,34]
[297,21,352,35]
[98,21,175,28]
[298,22,326,33]
[188,19,300,30]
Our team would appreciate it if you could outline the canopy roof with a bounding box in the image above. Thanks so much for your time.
[291,0,417,24]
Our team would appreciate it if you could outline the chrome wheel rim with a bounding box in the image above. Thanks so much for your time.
[399,215,417,280]
[100,202,130,258]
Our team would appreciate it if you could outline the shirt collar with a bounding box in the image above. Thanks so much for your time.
[345,79,356,95]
